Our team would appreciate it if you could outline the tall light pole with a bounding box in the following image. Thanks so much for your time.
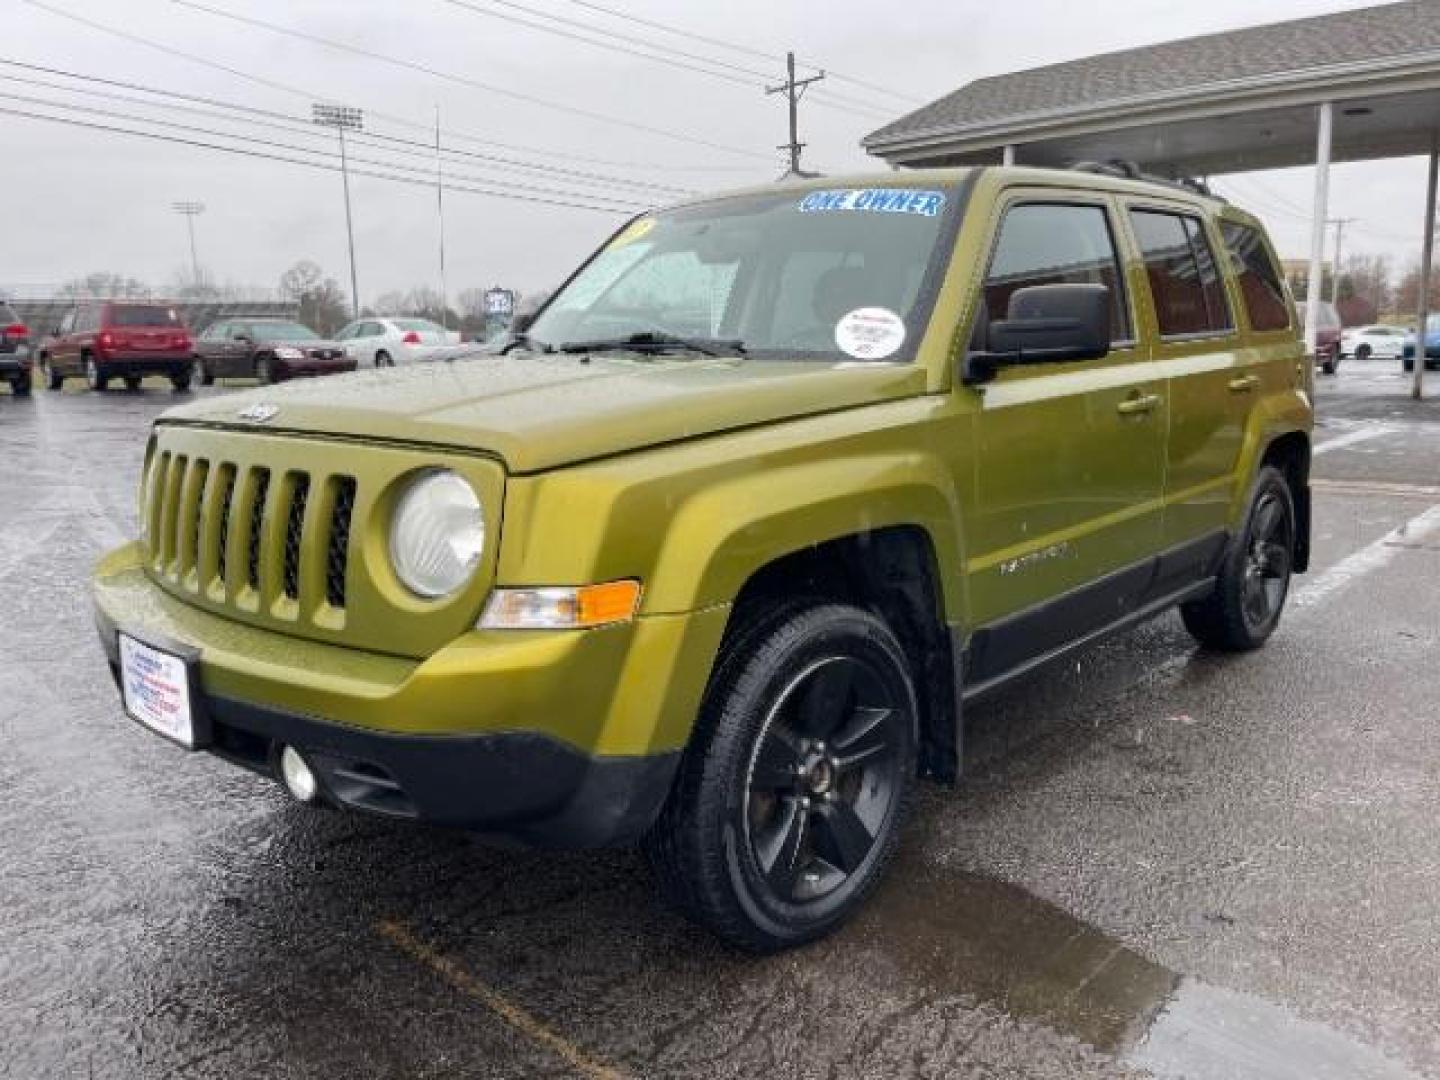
[171,201,205,288]
[312,103,363,319]
[434,105,449,330]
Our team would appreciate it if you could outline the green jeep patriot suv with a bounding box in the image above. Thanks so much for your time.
[93,166,1312,951]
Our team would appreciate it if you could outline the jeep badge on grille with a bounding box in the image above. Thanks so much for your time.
[238,403,279,423]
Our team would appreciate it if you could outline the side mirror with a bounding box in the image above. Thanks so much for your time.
[964,283,1111,385]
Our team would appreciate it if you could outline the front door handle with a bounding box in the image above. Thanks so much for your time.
[1116,392,1162,415]
[1228,374,1261,393]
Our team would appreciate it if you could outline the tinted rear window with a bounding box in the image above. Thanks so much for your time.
[1129,210,1232,337]
[1221,222,1290,332]
[108,305,183,327]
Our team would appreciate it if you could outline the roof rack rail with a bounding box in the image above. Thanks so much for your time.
[1068,160,1225,202]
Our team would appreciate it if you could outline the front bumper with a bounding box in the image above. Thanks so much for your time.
[93,542,728,845]
[275,358,356,378]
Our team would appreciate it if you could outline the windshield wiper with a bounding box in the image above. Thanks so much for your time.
[556,331,745,357]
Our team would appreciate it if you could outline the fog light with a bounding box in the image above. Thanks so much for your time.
[279,745,318,802]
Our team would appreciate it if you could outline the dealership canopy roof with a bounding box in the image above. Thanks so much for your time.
[863,1,1440,174]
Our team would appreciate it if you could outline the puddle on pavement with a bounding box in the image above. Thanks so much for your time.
[833,860,1421,1079]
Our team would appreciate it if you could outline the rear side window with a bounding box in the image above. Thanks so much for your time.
[1129,210,1232,337]
[983,202,1131,344]
[108,305,183,328]
[1221,221,1290,331]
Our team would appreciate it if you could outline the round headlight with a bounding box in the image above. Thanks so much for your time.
[389,470,485,598]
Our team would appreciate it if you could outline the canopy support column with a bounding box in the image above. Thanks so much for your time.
[1002,144,1016,166]
[1414,132,1437,401]
[1303,102,1333,363]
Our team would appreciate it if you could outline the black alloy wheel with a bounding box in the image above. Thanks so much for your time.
[1182,465,1295,651]
[645,602,917,952]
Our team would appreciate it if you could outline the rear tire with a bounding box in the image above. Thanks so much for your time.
[199,360,214,386]
[644,601,917,952]
[1355,344,1371,362]
[84,355,107,392]
[170,369,192,392]
[124,376,142,392]
[11,370,31,396]
[1181,465,1295,652]
[375,350,393,368]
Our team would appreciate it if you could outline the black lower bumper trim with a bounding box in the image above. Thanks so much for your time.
[202,692,679,848]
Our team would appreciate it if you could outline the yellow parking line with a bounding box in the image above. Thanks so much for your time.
[375,919,628,1080]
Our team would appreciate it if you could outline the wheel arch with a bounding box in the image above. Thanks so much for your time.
[1258,430,1312,573]
[723,526,962,783]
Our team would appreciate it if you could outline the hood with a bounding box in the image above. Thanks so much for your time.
[159,352,928,473]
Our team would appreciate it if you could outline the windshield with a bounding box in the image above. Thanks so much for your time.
[528,185,959,361]
[110,305,182,327]
[252,321,319,341]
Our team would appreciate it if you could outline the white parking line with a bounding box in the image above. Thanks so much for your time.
[1294,502,1440,610]
[1311,426,1395,456]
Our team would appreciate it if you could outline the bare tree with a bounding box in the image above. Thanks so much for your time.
[278,260,351,335]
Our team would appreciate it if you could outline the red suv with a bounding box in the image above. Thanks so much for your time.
[39,301,195,392]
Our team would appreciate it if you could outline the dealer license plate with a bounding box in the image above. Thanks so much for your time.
[119,634,197,748]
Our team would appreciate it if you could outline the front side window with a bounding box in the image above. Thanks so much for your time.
[1129,210,1232,337]
[1221,221,1289,331]
[528,185,958,362]
[982,202,1131,345]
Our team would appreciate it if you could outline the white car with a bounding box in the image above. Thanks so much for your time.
[335,317,461,367]
[1341,324,1409,361]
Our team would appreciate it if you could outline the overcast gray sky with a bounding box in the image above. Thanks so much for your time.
[3,0,1431,304]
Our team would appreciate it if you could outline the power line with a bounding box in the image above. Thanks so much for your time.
[16,0,757,174]
[0,59,695,198]
[550,0,926,106]
[0,95,651,213]
[165,0,774,160]
[432,0,896,120]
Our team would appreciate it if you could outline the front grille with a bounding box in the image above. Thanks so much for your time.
[146,456,356,619]
[326,478,356,608]
[282,474,309,601]
[246,468,270,593]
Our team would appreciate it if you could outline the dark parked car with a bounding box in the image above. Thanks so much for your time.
[1295,300,1342,374]
[39,301,195,392]
[0,302,32,395]
[194,318,354,384]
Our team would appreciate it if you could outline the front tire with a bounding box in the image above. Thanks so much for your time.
[1182,465,1296,652]
[375,350,393,368]
[123,375,142,392]
[644,602,917,952]
[198,359,214,386]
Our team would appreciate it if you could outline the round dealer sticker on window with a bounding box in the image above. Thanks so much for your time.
[835,307,906,360]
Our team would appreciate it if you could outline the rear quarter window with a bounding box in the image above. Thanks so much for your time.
[1221,221,1290,332]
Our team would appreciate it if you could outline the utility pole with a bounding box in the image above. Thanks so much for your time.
[435,105,449,331]
[1328,217,1355,306]
[171,201,205,288]
[1415,132,1437,402]
[766,52,825,180]
[312,103,363,319]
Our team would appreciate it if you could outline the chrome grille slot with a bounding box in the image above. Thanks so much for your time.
[160,454,186,573]
[326,477,357,609]
[179,458,209,583]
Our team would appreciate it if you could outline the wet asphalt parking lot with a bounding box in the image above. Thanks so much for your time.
[1,360,1438,1080]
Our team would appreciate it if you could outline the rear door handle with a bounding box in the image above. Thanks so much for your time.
[1228,374,1261,393]
[1116,392,1162,415]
